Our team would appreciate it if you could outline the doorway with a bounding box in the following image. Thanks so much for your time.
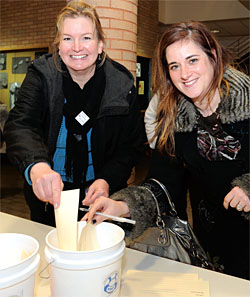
[136,56,152,111]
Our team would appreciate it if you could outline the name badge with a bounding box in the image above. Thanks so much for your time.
[75,111,90,126]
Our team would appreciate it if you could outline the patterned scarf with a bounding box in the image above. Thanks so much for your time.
[197,112,241,161]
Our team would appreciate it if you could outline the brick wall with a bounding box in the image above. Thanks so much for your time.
[0,0,139,74]
[83,0,138,74]
[137,0,159,58]
[0,0,66,51]
[0,0,158,74]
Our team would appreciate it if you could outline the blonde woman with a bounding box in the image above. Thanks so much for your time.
[4,1,143,226]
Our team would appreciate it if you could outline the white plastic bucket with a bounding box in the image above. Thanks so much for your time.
[45,222,125,297]
[0,233,40,297]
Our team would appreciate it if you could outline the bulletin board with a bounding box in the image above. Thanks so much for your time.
[0,49,47,110]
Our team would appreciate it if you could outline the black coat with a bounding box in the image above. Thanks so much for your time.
[112,67,250,279]
[4,54,144,224]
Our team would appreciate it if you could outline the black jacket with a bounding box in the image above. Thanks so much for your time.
[110,67,250,278]
[4,54,143,194]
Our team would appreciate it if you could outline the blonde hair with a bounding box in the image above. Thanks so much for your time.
[152,21,231,155]
[52,0,107,70]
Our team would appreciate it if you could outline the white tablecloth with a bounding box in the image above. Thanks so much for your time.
[0,212,249,297]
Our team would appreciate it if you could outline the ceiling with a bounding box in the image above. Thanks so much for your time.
[158,0,250,39]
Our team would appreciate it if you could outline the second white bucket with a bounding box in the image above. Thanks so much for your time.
[0,233,40,297]
[45,222,125,297]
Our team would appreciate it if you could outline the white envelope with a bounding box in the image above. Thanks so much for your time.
[54,189,79,251]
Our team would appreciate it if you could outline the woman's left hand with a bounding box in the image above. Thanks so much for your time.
[82,179,109,206]
[223,186,250,212]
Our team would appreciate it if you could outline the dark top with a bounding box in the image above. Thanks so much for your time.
[4,54,144,194]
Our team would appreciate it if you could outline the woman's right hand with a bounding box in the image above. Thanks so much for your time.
[223,186,250,212]
[81,196,130,224]
[30,162,64,208]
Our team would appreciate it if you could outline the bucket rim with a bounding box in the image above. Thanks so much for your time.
[46,222,125,254]
[0,233,39,271]
[44,241,125,269]
[0,254,40,289]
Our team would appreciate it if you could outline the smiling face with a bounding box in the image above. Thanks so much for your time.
[166,39,215,103]
[59,16,103,78]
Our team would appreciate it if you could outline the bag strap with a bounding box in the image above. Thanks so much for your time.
[148,178,178,216]
[142,185,167,244]
[141,178,180,245]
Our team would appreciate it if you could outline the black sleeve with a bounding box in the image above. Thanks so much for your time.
[3,66,51,174]
[95,86,145,193]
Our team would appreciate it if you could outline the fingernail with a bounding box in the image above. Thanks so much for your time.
[54,202,58,209]
[85,218,88,222]
[92,219,96,224]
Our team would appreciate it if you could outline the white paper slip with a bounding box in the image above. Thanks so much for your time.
[122,270,199,281]
[54,189,80,251]
[78,221,100,251]
[121,270,210,297]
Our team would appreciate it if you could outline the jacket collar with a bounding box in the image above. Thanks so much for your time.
[175,67,250,132]
[97,59,135,118]
[32,54,135,118]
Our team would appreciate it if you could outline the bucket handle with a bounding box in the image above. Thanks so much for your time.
[39,260,54,279]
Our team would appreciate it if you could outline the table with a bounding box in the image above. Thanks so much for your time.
[0,212,249,297]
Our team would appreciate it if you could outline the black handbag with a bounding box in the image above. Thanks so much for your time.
[128,178,213,269]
